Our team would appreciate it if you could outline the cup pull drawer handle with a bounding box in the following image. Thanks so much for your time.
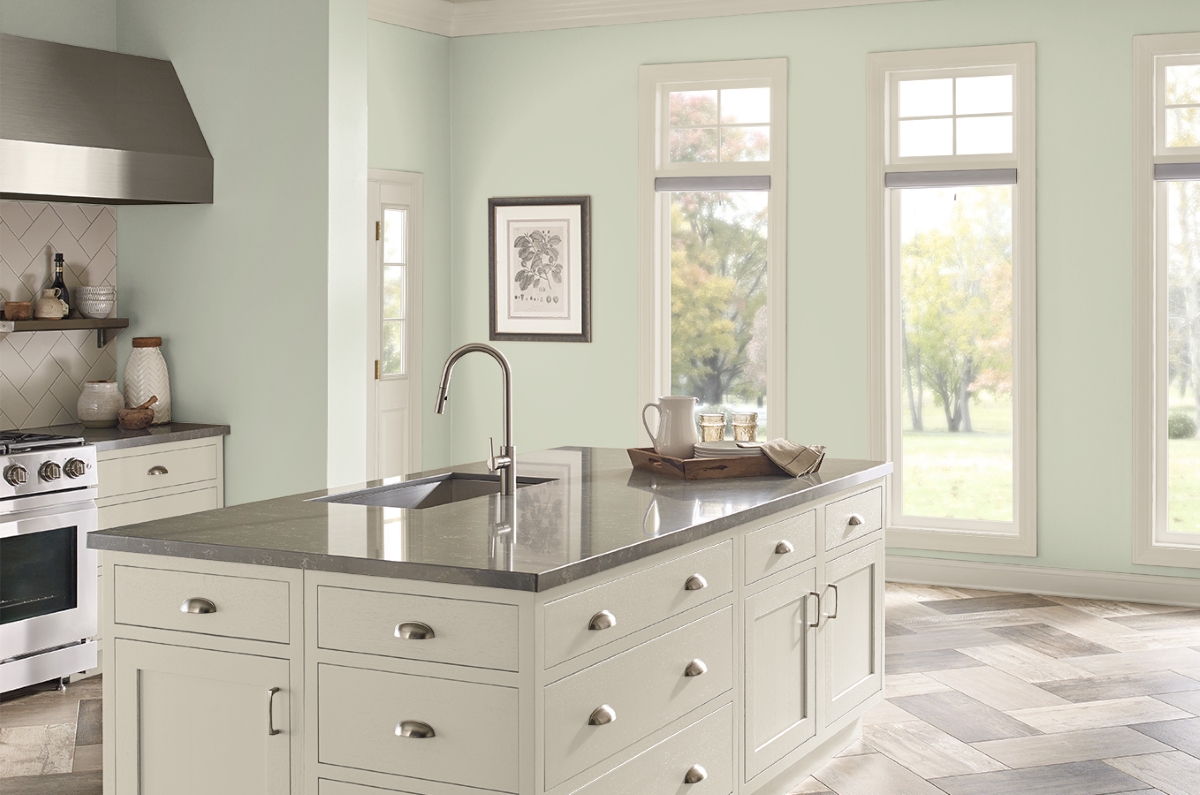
[588,705,617,726]
[395,720,436,738]
[267,687,282,736]
[394,621,435,640]
[589,610,617,631]
[148,465,169,476]
[684,659,707,677]
[684,765,707,784]
[180,597,216,614]
[847,513,864,526]
[684,573,708,591]
[775,540,794,555]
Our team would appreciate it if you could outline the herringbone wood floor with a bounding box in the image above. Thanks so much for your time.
[2,584,1198,795]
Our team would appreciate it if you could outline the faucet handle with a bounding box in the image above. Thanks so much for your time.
[488,437,498,473]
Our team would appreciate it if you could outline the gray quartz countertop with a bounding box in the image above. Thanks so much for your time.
[25,422,229,451]
[88,447,890,592]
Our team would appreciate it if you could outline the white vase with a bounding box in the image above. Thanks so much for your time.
[77,380,124,428]
[124,337,171,425]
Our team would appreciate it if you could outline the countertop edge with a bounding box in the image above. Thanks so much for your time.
[24,422,231,451]
[89,461,891,592]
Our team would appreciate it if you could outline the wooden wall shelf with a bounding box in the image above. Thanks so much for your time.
[0,317,130,347]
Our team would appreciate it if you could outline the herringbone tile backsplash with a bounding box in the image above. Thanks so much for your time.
[0,201,119,430]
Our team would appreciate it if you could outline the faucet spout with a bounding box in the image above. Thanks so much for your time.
[435,343,515,495]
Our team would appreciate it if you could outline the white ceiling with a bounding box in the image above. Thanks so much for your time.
[368,0,931,38]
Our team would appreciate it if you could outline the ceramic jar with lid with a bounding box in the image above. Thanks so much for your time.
[124,336,171,425]
[77,380,124,428]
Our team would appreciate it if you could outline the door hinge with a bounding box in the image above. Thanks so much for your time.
[375,221,381,241]
[374,360,381,380]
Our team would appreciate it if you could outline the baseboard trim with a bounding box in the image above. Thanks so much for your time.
[886,555,1200,608]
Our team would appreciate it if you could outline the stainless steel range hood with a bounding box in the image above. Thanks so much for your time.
[0,34,213,205]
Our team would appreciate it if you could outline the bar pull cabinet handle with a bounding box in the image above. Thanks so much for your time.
[267,687,281,736]
[589,610,617,631]
[588,705,617,726]
[847,513,864,526]
[395,720,436,738]
[684,573,708,591]
[684,765,707,784]
[395,621,435,640]
[775,540,794,555]
[148,465,168,476]
[180,597,216,614]
[684,659,708,677]
[807,591,822,628]
[823,583,839,621]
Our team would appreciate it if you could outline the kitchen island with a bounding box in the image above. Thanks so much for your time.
[90,447,890,795]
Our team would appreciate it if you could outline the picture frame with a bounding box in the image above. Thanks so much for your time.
[489,195,591,342]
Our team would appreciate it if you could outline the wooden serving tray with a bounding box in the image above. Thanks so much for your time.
[627,447,786,480]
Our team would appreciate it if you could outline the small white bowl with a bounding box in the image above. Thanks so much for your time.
[78,300,115,319]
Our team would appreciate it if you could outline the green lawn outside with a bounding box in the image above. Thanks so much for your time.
[1169,437,1200,533]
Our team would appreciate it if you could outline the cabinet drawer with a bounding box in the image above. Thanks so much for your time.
[744,509,816,585]
[99,442,218,500]
[318,664,518,793]
[98,487,218,530]
[571,704,733,795]
[545,606,732,788]
[317,586,518,671]
[824,486,882,551]
[113,564,290,643]
[544,540,732,668]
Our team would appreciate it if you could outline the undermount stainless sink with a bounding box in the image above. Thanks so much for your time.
[315,472,554,510]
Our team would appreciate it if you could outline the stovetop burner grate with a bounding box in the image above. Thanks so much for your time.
[0,432,86,455]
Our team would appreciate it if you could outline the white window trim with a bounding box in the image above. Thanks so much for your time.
[867,43,1038,556]
[1133,32,1200,568]
[637,59,788,444]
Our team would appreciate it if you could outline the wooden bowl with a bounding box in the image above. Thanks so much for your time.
[117,407,155,430]
[3,301,31,320]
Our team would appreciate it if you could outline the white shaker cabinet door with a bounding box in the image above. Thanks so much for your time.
[113,639,291,795]
[743,566,818,781]
[820,539,884,727]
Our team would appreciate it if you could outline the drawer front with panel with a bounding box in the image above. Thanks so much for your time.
[571,703,733,795]
[317,586,519,671]
[99,442,219,500]
[318,663,519,793]
[113,564,290,643]
[823,486,882,551]
[744,509,816,585]
[544,606,733,788]
[543,540,732,668]
[98,487,219,531]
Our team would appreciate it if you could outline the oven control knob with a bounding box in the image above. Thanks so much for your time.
[3,464,28,486]
[64,458,89,479]
[39,461,63,481]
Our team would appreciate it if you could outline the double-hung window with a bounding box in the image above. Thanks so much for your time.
[638,60,787,440]
[868,45,1037,555]
[1134,33,1200,567]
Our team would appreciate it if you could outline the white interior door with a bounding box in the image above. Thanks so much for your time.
[367,171,423,480]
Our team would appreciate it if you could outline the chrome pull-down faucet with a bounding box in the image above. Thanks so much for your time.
[435,343,516,496]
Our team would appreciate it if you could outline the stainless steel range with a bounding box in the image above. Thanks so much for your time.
[0,431,99,692]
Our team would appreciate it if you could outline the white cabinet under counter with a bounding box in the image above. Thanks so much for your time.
[97,435,225,529]
[91,448,889,795]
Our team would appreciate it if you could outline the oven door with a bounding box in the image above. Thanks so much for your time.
[0,498,98,661]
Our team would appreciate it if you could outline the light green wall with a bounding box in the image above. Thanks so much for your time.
[368,0,1200,578]
[114,0,367,505]
[0,0,116,48]
[367,22,454,469]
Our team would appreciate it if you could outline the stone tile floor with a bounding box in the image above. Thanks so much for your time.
[1,584,1198,795]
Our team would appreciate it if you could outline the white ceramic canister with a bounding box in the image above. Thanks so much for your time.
[124,336,171,424]
[77,380,124,428]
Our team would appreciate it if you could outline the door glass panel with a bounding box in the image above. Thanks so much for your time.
[384,266,406,320]
[898,185,1014,523]
[898,118,953,157]
[383,208,407,264]
[669,190,769,437]
[956,115,1013,155]
[382,320,405,377]
[955,75,1013,115]
[1166,179,1200,535]
[898,78,953,118]
[0,526,77,624]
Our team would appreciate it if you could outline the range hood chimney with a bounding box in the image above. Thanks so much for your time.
[0,34,213,205]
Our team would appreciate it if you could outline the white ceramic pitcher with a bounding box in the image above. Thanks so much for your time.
[642,395,699,459]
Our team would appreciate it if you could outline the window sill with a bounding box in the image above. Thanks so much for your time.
[887,525,1037,557]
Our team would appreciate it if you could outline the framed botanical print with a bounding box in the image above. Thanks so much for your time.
[489,196,591,342]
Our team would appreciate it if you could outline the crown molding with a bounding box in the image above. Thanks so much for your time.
[369,0,930,38]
